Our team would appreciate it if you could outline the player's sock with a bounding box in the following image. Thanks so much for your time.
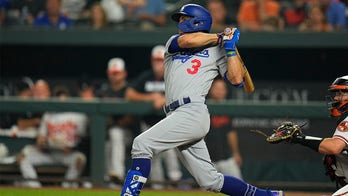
[130,158,151,177]
[220,175,273,196]
[120,158,151,196]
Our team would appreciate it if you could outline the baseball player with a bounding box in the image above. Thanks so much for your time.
[18,89,87,188]
[264,75,348,194]
[120,4,283,196]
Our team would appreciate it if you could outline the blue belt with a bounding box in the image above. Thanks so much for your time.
[164,97,191,113]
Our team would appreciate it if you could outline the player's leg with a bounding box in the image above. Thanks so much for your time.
[178,139,283,196]
[121,104,210,196]
[109,126,126,181]
[18,145,54,187]
[59,151,86,187]
[139,121,165,189]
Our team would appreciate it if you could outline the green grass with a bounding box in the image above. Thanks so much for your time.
[0,188,224,196]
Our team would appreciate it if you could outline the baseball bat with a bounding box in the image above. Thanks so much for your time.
[236,48,255,93]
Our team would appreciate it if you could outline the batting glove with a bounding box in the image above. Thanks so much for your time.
[223,28,240,57]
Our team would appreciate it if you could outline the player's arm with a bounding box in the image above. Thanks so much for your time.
[17,117,41,130]
[318,138,347,155]
[177,32,219,48]
[125,88,165,110]
[222,28,244,86]
[125,88,154,102]
[168,33,219,54]
[225,55,244,85]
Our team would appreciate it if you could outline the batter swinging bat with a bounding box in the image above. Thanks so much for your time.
[223,27,255,93]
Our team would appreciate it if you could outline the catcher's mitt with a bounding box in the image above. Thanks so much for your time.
[252,121,304,144]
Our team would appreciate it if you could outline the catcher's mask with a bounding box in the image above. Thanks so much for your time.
[326,75,348,117]
[171,4,212,33]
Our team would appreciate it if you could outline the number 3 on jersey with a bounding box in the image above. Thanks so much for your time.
[187,59,201,75]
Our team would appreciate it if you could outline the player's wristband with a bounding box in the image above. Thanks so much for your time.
[226,51,236,57]
[294,136,323,152]
[223,72,244,88]
[216,33,223,45]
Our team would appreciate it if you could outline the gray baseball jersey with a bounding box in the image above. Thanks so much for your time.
[164,35,227,104]
[131,35,230,192]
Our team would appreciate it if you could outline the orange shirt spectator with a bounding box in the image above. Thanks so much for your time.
[299,3,333,32]
[237,0,280,31]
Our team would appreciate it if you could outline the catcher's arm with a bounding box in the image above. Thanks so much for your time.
[253,121,324,152]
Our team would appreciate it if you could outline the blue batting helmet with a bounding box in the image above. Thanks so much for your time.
[171,4,212,33]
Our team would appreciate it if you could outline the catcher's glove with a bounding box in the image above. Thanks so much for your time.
[252,121,305,144]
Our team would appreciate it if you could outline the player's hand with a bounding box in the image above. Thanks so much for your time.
[37,135,47,147]
[222,27,240,56]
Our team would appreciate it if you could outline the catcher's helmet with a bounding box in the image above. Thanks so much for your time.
[171,4,212,33]
[327,75,348,117]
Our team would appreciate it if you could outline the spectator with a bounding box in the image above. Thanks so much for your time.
[320,0,346,30]
[95,57,135,185]
[10,0,45,26]
[0,0,10,26]
[78,75,95,100]
[18,87,88,188]
[134,0,167,30]
[33,0,73,29]
[281,0,307,29]
[88,2,108,30]
[14,79,50,132]
[237,0,282,31]
[206,79,243,179]
[125,45,182,189]
[100,0,125,25]
[207,0,233,32]
[299,3,333,32]
[60,0,88,22]
[118,0,145,21]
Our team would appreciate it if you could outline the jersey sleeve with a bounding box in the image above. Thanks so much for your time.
[333,116,348,145]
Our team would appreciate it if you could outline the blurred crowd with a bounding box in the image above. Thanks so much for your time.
[0,0,347,32]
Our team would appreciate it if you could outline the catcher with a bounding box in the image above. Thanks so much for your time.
[261,75,348,193]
